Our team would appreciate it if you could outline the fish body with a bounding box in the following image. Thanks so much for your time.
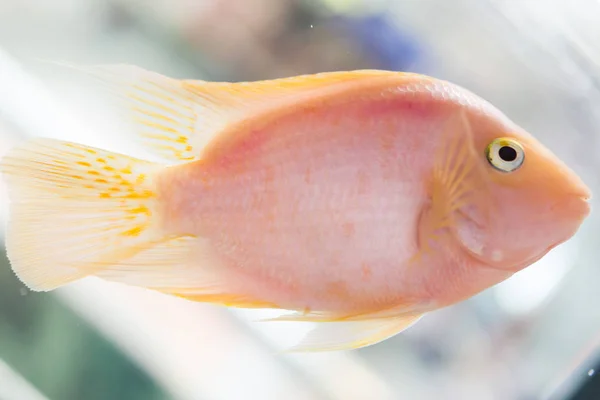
[158,77,503,314]
[0,66,591,351]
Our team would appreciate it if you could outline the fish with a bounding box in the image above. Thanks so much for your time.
[0,65,591,352]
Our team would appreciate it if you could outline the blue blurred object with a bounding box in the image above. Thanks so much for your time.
[332,12,429,72]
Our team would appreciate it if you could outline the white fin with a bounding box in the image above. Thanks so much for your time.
[283,313,424,353]
[54,62,398,163]
[0,140,282,307]
[0,138,168,291]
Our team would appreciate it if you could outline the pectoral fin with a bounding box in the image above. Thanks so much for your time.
[412,109,492,262]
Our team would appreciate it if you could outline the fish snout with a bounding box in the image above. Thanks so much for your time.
[562,191,591,222]
[547,180,592,232]
[562,172,592,221]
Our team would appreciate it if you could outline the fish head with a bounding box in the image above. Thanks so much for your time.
[450,107,591,272]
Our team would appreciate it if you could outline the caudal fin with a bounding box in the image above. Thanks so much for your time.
[0,138,167,291]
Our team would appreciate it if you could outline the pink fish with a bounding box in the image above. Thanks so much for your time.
[0,66,591,351]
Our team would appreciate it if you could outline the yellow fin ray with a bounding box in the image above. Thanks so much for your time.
[173,293,279,309]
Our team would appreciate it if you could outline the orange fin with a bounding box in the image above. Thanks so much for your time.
[412,109,492,262]
[276,312,424,352]
[52,62,399,163]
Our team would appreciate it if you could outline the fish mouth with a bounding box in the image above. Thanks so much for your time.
[497,194,591,272]
[563,193,591,224]
[582,199,591,219]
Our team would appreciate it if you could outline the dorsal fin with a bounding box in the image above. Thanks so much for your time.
[63,63,400,163]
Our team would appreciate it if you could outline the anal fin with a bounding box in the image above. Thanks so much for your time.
[95,236,280,309]
[263,307,424,352]
[283,313,423,352]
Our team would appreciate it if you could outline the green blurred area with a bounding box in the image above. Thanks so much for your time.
[0,250,168,400]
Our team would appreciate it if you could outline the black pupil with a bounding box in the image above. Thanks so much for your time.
[498,145,517,162]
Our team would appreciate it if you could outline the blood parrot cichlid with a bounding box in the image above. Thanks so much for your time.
[0,65,591,352]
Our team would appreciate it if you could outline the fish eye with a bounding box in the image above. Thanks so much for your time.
[485,138,524,172]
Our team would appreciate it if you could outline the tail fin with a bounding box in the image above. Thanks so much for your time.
[0,138,167,291]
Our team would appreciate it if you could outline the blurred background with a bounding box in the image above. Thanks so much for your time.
[0,0,600,399]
